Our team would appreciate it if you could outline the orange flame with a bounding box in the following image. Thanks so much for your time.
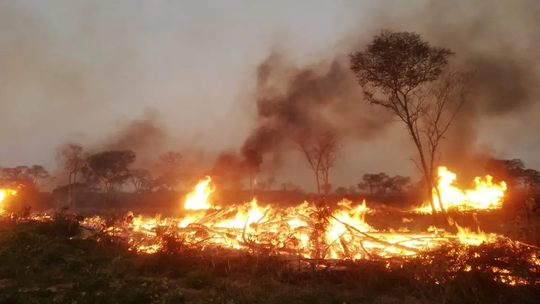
[184,176,214,210]
[414,166,507,213]
[0,189,17,213]
[4,167,532,286]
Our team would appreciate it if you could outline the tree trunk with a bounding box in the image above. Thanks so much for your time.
[433,185,447,214]
[315,172,321,196]
[407,125,437,216]
[67,171,73,208]
[425,181,436,213]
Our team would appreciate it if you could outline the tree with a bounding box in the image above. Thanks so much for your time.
[266,176,276,190]
[0,166,29,186]
[281,182,296,191]
[350,30,471,215]
[334,186,348,195]
[131,168,153,193]
[156,151,183,190]
[24,165,50,188]
[523,169,540,192]
[358,173,389,195]
[485,158,525,189]
[388,175,412,193]
[296,129,341,197]
[56,143,86,207]
[86,150,136,205]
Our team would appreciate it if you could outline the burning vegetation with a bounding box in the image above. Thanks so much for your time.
[1,166,539,290]
[1,3,540,300]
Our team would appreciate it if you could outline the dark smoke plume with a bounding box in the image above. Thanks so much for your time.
[241,52,393,170]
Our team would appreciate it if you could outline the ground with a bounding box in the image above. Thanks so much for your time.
[0,215,539,304]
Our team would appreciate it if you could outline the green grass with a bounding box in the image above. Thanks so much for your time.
[0,217,539,304]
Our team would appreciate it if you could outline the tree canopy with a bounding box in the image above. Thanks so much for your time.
[350,30,470,215]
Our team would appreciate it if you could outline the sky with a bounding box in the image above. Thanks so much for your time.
[0,0,539,191]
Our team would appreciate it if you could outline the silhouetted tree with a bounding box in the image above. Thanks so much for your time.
[358,173,389,195]
[56,143,86,207]
[131,168,153,193]
[350,30,472,215]
[389,175,412,193]
[334,186,348,195]
[0,166,30,186]
[486,158,525,189]
[296,129,341,197]
[25,165,50,188]
[156,151,183,190]
[86,150,136,205]
[523,169,540,191]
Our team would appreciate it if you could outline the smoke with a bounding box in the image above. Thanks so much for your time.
[240,51,394,171]
[99,109,169,170]
[238,0,540,182]
[406,0,540,177]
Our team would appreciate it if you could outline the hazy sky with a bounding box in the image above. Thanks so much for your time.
[1,0,538,190]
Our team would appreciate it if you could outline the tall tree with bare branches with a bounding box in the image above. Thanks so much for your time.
[56,143,86,207]
[296,130,341,197]
[349,30,472,215]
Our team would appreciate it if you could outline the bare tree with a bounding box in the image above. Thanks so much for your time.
[296,130,341,197]
[350,30,471,215]
[56,143,86,207]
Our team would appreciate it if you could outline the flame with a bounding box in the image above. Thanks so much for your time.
[184,176,214,210]
[414,166,507,213]
[0,189,17,213]
[3,168,537,286]
[77,175,509,259]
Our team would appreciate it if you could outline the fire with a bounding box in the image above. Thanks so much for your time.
[93,190,500,262]
[414,166,507,213]
[184,176,214,210]
[0,189,17,213]
[3,168,538,286]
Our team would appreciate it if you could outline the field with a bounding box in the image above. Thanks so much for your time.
[2,174,540,304]
[1,206,540,304]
